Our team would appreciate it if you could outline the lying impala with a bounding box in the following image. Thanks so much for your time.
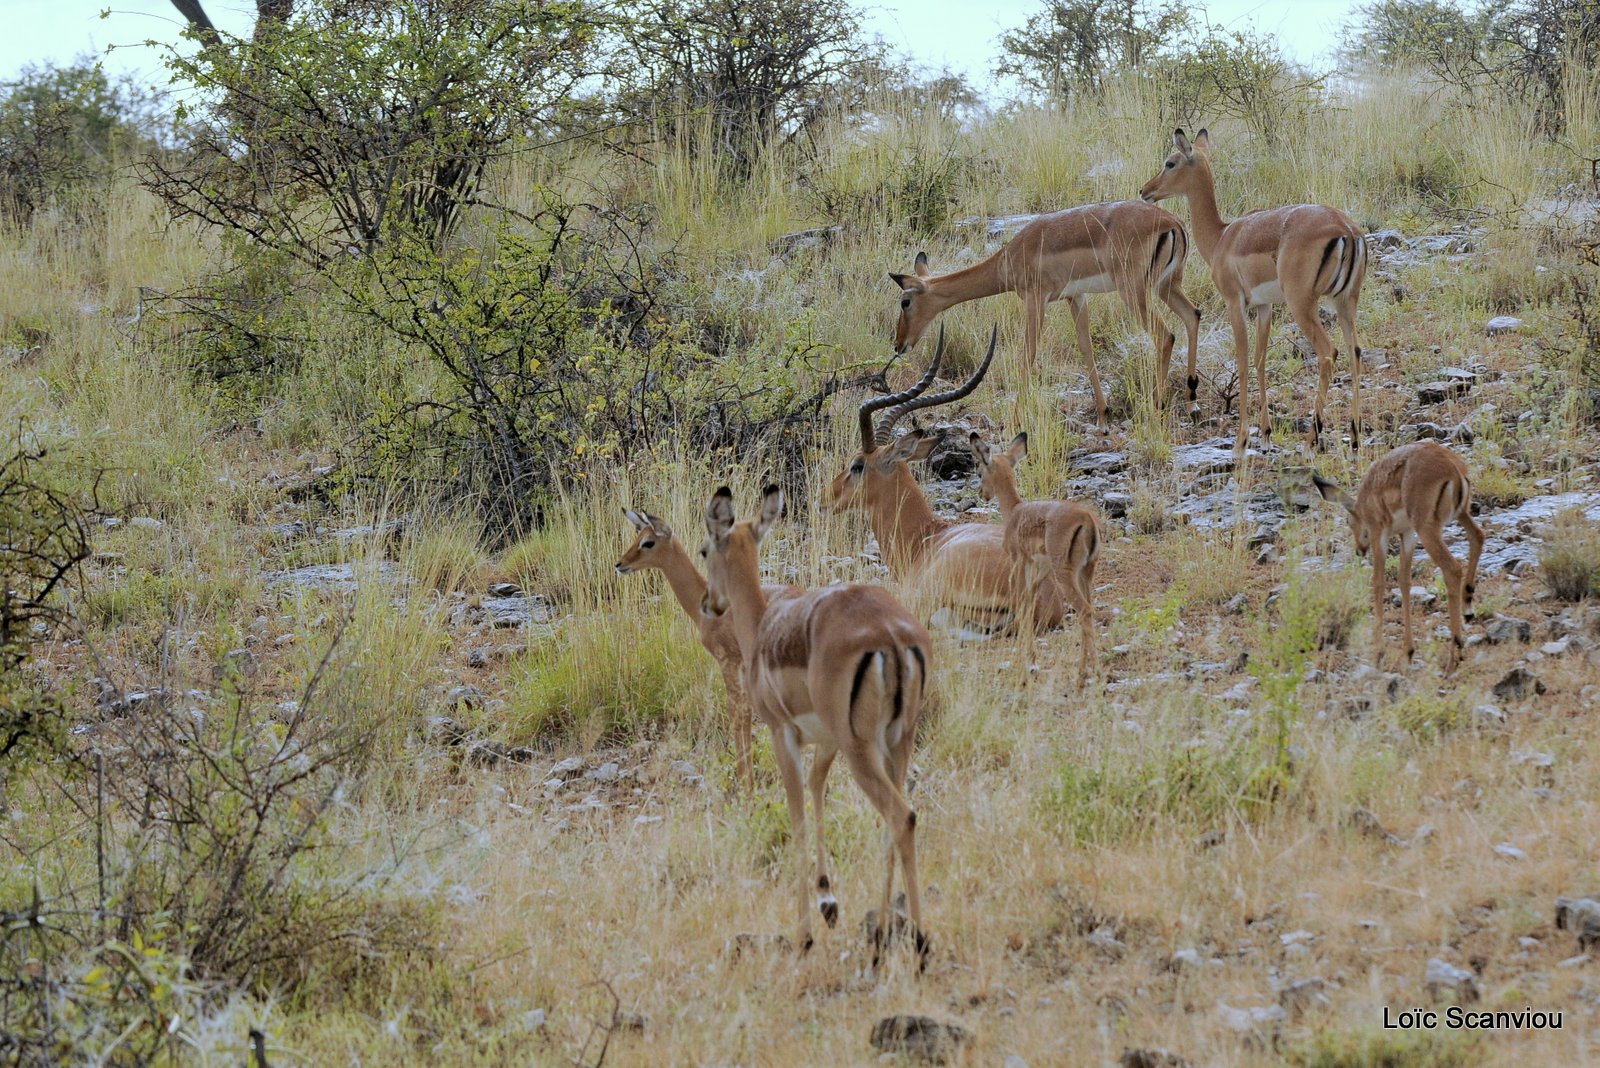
[968,431,1100,688]
[1313,441,1485,670]
[889,200,1202,426]
[701,485,933,972]
[830,327,1062,633]
[616,509,792,790]
[1141,128,1368,452]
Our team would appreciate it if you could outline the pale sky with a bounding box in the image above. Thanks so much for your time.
[0,0,1361,95]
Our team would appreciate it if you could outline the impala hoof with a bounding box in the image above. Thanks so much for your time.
[819,895,839,928]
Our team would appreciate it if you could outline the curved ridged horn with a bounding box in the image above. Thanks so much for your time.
[857,325,946,452]
[875,324,997,446]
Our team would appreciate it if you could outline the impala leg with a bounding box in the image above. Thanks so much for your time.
[1417,522,1467,671]
[1066,295,1106,429]
[808,744,839,928]
[1370,536,1388,666]
[1225,299,1252,453]
[1287,293,1336,451]
[846,744,925,975]
[772,726,813,953]
[1023,293,1047,385]
[1252,307,1273,442]
[1158,278,1202,418]
[720,661,754,792]
[1335,294,1363,443]
[1398,530,1417,663]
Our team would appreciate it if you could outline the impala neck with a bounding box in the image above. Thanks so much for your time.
[928,248,1010,306]
[1183,160,1228,265]
[866,466,948,576]
[990,472,1023,517]
[723,551,769,666]
[655,541,711,630]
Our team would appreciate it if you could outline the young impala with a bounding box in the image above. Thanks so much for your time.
[968,431,1100,688]
[1141,128,1368,452]
[830,326,1062,633]
[889,200,1202,427]
[615,509,791,790]
[1313,441,1485,670]
[701,485,933,972]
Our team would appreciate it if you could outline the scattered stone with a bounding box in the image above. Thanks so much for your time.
[1197,829,1226,849]
[669,759,701,782]
[1255,543,1281,566]
[1426,958,1480,1003]
[266,520,308,541]
[1224,593,1249,615]
[1102,491,1132,518]
[1348,807,1405,846]
[724,931,792,959]
[550,756,585,776]
[488,582,521,596]
[1417,379,1472,405]
[444,685,484,710]
[1216,999,1285,1035]
[1073,450,1129,475]
[1555,897,1600,950]
[215,648,257,681]
[1366,228,1406,251]
[466,741,537,767]
[1494,842,1528,861]
[1473,704,1508,729]
[1086,924,1127,959]
[1542,636,1578,657]
[585,761,623,783]
[1120,1049,1193,1068]
[869,1015,970,1064]
[612,1011,648,1033]
[423,716,469,747]
[1166,947,1205,972]
[1278,977,1330,1018]
[1493,666,1546,702]
[1484,617,1532,644]
[1486,316,1524,336]
[467,647,490,668]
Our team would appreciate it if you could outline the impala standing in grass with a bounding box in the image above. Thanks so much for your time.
[889,201,1202,427]
[701,485,933,972]
[616,509,793,791]
[1313,441,1485,670]
[831,327,1063,633]
[968,431,1100,688]
[1141,128,1368,452]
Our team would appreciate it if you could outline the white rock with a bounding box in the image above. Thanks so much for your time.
[1494,842,1528,860]
[1486,316,1524,335]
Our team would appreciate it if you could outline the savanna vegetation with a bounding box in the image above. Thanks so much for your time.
[2,0,1600,1063]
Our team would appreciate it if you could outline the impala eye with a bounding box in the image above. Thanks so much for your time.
[699,547,708,558]
[849,459,864,476]
[1165,160,1175,169]
[900,297,911,310]
[641,540,655,549]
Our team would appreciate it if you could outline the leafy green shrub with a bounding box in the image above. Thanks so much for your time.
[1389,692,1470,740]
[1289,1026,1481,1068]
[1539,506,1600,600]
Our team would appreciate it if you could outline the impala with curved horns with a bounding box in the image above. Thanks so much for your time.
[830,326,1063,632]
[889,200,1203,427]
[1140,128,1367,452]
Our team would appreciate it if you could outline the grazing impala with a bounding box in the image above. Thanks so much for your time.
[616,509,792,790]
[968,431,1100,688]
[701,485,933,971]
[1312,441,1485,670]
[1141,128,1368,452]
[889,200,1202,426]
[830,326,1062,632]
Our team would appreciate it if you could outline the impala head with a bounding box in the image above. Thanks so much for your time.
[1140,127,1211,204]
[615,508,675,574]
[968,431,1028,502]
[1311,473,1372,556]
[888,250,942,354]
[829,325,998,515]
[701,484,782,619]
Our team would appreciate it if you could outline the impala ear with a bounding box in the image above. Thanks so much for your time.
[967,431,992,467]
[754,484,783,541]
[890,271,927,293]
[624,507,648,531]
[642,511,672,539]
[913,251,931,278]
[705,487,736,540]
[1006,431,1029,463]
[1311,473,1356,513]
[1192,128,1209,151]
[1172,128,1192,154]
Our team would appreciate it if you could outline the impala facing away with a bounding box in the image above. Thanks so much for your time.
[968,431,1100,688]
[890,200,1202,427]
[616,509,792,791]
[830,327,1062,633]
[1141,128,1368,452]
[701,485,933,972]
[1313,441,1485,670]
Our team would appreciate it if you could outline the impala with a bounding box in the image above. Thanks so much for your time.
[889,200,1202,427]
[968,431,1100,688]
[1141,128,1368,452]
[1312,441,1485,670]
[701,485,933,971]
[616,509,792,790]
[830,326,1062,632]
